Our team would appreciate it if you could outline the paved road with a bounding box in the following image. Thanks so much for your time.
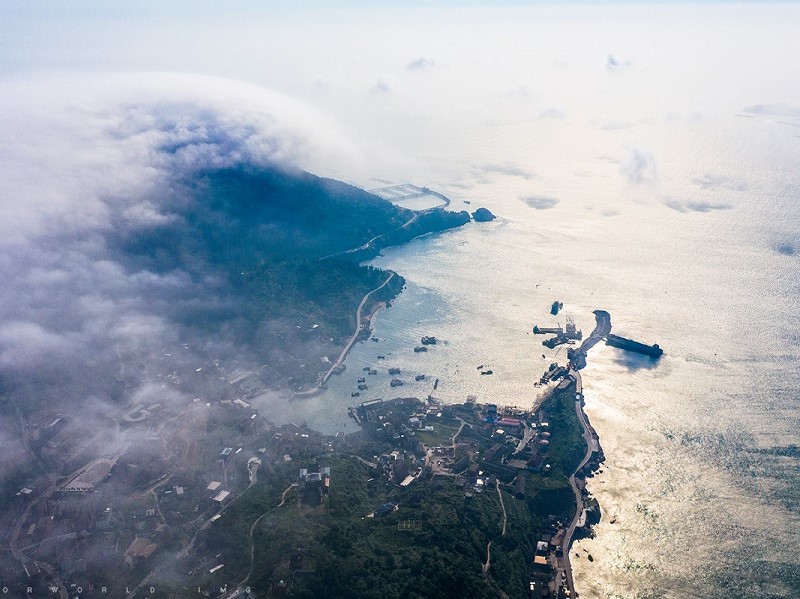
[561,369,595,598]
[320,215,422,261]
[320,188,452,261]
[320,272,396,386]
[557,309,607,597]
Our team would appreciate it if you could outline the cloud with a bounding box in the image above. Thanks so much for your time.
[606,54,632,71]
[480,161,535,180]
[521,196,559,210]
[504,85,532,101]
[0,72,356,418]
[599,120,634,131]
[370,76,395,94]
[692,174,748,192]
[619,146,656,183]
[407,57,434,71]
[741,104,800,118]
[662,198,733,213]
[537,107,565,120]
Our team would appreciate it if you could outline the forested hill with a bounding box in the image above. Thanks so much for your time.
[111,166,420,272]
[103,164,472,389]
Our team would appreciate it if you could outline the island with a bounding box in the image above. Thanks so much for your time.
[0,167,502,599]
[0,155,620,598]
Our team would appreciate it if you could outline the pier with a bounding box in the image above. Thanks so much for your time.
[567,310,611,370]
[368,183,450,210]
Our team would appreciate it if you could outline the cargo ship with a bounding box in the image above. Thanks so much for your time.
[605,333,663,358]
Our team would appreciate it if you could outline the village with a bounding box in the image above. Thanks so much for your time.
[0,322,604,599]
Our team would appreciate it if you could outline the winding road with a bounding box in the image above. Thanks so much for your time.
[557,309,608,597]
[319,272,396,387]
[482,485,508,575]
[239,483,298,587]
[560,369,596,598]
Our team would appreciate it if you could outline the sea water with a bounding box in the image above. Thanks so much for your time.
[278,116,800,598]
[258,5,800,596]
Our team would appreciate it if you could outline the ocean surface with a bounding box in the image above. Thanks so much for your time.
[274,111,800,599]
[252,5,800,597]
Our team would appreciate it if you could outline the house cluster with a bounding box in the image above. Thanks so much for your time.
[478,404,553,477]
[353,397,431,453]
[298,466,331,505]
[529,516,571,598]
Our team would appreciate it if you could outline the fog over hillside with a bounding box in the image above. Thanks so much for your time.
[0,74,414,493]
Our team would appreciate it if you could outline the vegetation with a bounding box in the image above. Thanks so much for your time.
[542,388,586,476]
[105,164,468,387]
[242,458,516,598]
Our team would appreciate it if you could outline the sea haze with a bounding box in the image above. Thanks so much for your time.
[2,2,800,598]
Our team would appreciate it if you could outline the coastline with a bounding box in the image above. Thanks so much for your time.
[295,272,397,398]
[561,368,604,598]
[560,310,610,597]
[293,196,493,399]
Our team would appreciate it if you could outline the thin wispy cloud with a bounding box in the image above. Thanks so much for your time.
[606,54,632,71]
[663,198,732,213]
[692,174,748,192]
[742,104,800,117]
[407,57,434,71]
[538,107,565,120]
[480,161,535,180]
[370,76,395,94]
[620,146,656,183]
[521,196,559,210]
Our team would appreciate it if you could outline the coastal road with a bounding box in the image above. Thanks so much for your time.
[320,214,422,261]
[319,272,396,387]
[561,368,597,598]
[320,188,451,261]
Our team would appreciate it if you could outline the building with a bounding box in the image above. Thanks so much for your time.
[123,537,158,567]
[299,466,331,505]
[213,490,231,503]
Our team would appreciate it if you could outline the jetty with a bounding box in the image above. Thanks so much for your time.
[567,310,611,370]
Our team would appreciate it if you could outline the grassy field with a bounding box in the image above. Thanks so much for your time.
[415,422,460,447]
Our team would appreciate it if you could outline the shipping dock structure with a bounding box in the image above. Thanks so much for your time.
[605,333,663,358]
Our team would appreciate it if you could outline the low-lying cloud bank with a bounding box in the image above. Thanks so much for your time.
[0,73,357,414]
